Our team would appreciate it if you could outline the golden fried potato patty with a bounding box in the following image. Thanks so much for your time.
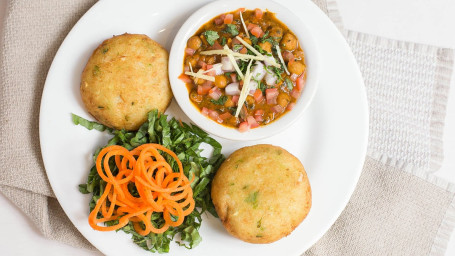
[80,33,172,130]
[211,144,311,244]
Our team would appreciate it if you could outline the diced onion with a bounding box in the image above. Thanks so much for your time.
[225,82,241,95]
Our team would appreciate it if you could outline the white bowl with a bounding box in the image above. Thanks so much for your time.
[169,0,320,141]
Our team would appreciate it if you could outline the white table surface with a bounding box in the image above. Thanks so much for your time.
[0,0,454,255]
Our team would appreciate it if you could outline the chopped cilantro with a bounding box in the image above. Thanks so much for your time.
[258,81,266,93]
[224,24,239,36]
[233,44,243,52]
[250,35,259,45]
[271,66,283,82]
[93,65,100,76]
[210,95,228,105]
[220,37,227,46]
[245,191,259,209]
[202,30,219,46]
[284,77,294,91]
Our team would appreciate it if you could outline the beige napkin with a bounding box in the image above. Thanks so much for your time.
[1,0,454,255]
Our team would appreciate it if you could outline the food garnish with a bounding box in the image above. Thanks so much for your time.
[76,110,225,253]
[181,8,307,132]
[88,143,195,235]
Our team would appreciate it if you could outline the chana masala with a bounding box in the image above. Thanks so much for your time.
[179,8,306,132]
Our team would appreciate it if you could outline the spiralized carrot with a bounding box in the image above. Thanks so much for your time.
[88,144,195,235]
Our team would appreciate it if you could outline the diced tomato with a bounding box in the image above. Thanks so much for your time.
[209,41,223,50]
[232,37,241,45]
[197,60,207,70]
[208,109,223,123]
[197,84,212,95]
[253,90,263,103]
[206,64,213,70]
[208,87,222,100]
[238,121,250,132]
[224,14,233,24]
[250,26,263,38]
[254,115,263,122]
[201,107,209,116]
[255,8,263,19]
[291,88,301,99]
[247,23,258,31]
[266,88,279,105]
[247,116,259,128]
[290,73,299,81]
[230,73,238,83]
[185,47,195,56]
[178,73,192,83]
[254,109,264,116]
[240,47,248,54]
[232,95,239,104]
[219,112,233,120]
[296,75,305,91]
[287,102,296,111]
[214,14,225,25]
[271,105,284,113]
[282,51,294,62]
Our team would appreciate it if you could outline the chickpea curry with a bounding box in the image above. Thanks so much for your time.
[179,8,306,132]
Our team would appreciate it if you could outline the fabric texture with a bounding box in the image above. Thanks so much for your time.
[0,0,97,250]
[0,0,454,255]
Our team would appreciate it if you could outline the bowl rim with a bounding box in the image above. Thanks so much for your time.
[169,0,321,141]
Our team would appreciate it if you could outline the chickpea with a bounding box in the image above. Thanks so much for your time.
[293,50,305,60]
[269,26,284,38]
[190,90,203,103]
[193,76,205,85]
[243,37,252,45]
[277,93,291,108]
[186,55,198,67]
[187,36,202,50]
[246,95,255,107]
[214,75,228,88]
[258,41,272,53]
[226,116,239,127]
[288,61,305,75]
[206,56,216,65]
[280,33,297,51]
[224,96,235,108]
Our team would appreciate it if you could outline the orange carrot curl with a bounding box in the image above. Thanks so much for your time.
[88,144,195,235]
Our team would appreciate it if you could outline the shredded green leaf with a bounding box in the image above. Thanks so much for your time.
[71,113,111,132]
[75,110,225,253]
[202,30,219,46]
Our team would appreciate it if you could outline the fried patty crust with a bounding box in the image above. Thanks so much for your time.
[211,144,311,244]
[80,33,172,130]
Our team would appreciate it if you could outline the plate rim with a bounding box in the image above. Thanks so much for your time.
[39,0,369,255]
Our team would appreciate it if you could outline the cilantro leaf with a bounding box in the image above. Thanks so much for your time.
[224,24,239,36]
[210,95,228,105]
[233,44,243,52]
[202,30,219,46]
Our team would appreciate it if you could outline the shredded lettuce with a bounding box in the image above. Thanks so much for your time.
[75,110,224,253]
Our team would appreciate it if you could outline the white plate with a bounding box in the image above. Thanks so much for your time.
[39,0,368,255]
